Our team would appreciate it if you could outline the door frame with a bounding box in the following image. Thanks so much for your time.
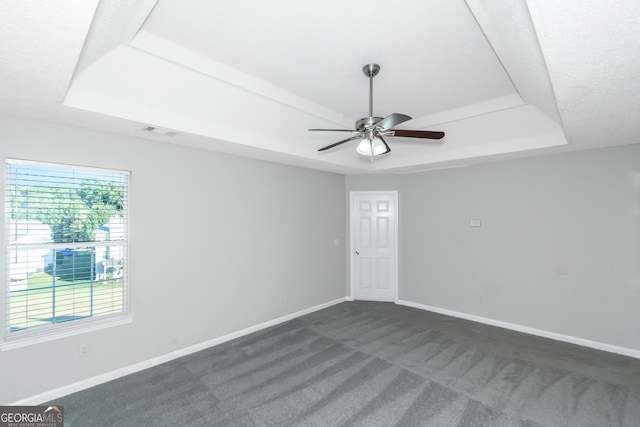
[349,190,399,302]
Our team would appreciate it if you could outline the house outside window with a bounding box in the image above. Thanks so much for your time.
[3,159,131,348]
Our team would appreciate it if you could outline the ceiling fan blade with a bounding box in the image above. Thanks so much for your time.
[389,129,445,139]
[308,129,357,132]
[378,135,391,153]
[375,113,412,130]
[317,135,363,152]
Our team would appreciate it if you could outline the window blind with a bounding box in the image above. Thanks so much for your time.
[4,159,130,340]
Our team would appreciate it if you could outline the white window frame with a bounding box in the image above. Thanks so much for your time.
[1,158,133,351]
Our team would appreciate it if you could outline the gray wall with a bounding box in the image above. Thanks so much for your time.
[348,145,640,351]
[3,113,639,403]
[0,115,346,403]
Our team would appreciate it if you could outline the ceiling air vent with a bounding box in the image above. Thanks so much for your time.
[144,126,177,136]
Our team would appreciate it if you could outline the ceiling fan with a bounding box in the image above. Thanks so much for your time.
[309,63,445,159]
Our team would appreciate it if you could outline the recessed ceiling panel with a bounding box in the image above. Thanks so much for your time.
[141,0,517,120]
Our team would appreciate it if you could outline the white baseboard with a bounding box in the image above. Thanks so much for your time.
[11,297,347,405]
[396,299,640,359]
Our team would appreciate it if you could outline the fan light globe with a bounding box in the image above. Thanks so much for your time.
[356,138,371,156]
[372,138,389,155]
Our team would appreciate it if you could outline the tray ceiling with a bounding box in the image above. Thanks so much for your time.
[1,0,638,174]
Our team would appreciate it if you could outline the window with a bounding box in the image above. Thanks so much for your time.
[3,159,130,348]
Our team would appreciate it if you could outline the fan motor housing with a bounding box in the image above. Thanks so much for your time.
[356,117,383,131]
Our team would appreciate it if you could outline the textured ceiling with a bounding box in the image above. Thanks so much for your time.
[1,0,638,174]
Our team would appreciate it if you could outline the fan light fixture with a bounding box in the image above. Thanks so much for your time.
[356,134,390,157]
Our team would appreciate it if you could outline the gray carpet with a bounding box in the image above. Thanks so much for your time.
[53,301,640,426]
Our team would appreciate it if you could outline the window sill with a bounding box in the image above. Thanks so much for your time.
[1,313,135,351]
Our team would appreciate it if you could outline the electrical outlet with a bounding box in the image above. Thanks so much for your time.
[79,344,90,358]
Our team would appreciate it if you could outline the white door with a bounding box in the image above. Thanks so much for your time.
[350,191,398,302]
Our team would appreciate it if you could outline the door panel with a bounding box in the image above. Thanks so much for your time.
[351,192,397,301]
[377,217,389,248]
[377,258,390,290]
[359,257,372,288]
[360,217,371,247]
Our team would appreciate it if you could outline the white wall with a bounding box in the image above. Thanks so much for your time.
[0,115,346,403]
[348,145,640,352]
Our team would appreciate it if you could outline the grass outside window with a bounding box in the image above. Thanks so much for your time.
[8,272,124,332]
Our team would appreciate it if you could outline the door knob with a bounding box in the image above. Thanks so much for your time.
[355,251,360,255]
